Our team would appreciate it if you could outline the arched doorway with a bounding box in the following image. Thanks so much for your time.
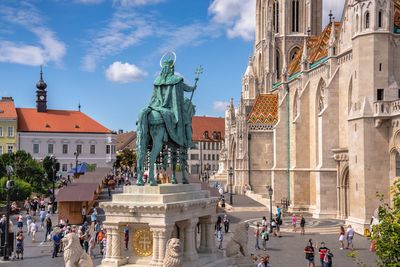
[340,167,350,219]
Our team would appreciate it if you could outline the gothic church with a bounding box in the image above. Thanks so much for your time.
[221,0,400,232]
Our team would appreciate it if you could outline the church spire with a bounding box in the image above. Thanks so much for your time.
[329,17,337,57]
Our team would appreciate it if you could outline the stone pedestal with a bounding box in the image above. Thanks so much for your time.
[99,184,219,267]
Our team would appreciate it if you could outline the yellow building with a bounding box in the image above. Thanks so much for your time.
[0,97,17,154]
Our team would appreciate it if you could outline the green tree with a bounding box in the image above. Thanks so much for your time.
[371,179,400,267]
[0,151,47,194]
[115,148,136,169]
[0,177,33,201]
[42,155,59,184]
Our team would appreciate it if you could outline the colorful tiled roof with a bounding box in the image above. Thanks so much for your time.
[16,108,111,133]
[0,97,17,119]
[247,94,278,125]
[192,116,225,142]
[288,22,341,76]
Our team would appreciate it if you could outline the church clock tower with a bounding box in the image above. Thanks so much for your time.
[36,67,48,113]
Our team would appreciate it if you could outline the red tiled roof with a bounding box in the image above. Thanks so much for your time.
[192,116,225,142]
[0,98,17,119]
[247,94,279,125]
[116,131,136,151]
[16,108,111,133]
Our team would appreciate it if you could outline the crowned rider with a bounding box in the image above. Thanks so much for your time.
[148,58,196,148]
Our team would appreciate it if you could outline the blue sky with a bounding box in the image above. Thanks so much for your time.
[0,0,344,131]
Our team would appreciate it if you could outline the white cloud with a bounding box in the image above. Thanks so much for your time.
[209,0,256,41]
[82,10,154,71]
[106,61,148,83]
[213,101,229,112]
[0,3,66,66]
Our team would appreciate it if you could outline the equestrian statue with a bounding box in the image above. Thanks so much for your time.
[136,52,202,186]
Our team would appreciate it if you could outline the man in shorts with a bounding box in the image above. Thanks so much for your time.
[304,239,315,267]
[346,225,355,250]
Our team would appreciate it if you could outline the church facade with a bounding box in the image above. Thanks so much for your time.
[222,0,400,232]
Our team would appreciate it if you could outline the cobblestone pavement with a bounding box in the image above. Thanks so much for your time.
[1,193,378,267]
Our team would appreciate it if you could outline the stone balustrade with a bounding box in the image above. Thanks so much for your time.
[373,100,400,117]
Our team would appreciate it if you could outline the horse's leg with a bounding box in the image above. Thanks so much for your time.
[171,146,177,184]
[180,148,189,184]
[149,125,165,186]
[136,136,148,187]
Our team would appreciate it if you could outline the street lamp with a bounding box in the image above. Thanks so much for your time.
[74,151,80,179]
[267,185,273,233]
[228,167,233,205]
[3,165,14,261]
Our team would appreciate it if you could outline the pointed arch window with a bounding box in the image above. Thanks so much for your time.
[289,47,300,63]
[291,0,300,32]
[365,12,370,29]
[396,152,400,176]
[276,50,281,80]
[378,10,383,28]
[273,0,279,33]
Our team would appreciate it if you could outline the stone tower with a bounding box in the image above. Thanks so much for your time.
[243,0,323,104]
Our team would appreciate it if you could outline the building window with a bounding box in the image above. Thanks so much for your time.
[207,142,211,150]
[203,142,206,150]
[48,144,54,154]
[291,0,299,32]
[76,144,82,154]
[203,154,207,160]
[377,89,384,101]
[62,164,68,172]
[212,154,215,160]
[365,12,370,29]
[203,131,209,139]
[379,63,382,72]
[0,146,3,155]
[90,145,96,154]
[396,152,400,177]
[217,154,219,161]
[7,126,14,137]
[7,145,13,154]
[276,50,281,79]
[378,11,383,28]
[0,127,3,137]
[62,144,68,154]
[112,145,116,154]
[207,154,211,160]
[190,154,199,160]
[106,145,111,155]
[33,144,40,154]
[273,0,279,33]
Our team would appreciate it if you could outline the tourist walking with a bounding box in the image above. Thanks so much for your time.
[30,219,38,242]
[223,214,230,233]
[277,205,281,220]
[254,223,261,250]
[261,228,269,251]
[300,215,306,235]
[318,242,328,267]
[262,216,268,229]
[97,228,105,256]
[26,214,32,235]
[39,209,46,229]
[292,214,297,232]
[323,248,334,267]
[15,231,24,260]
[17,214,23,231]
[91,206,98,224]
[304,239,315,267]
[216,223,223,249]
[339,225,345,250]
[44,214,52,242]
[346,225,354,250]
[276,214,282,237]
[271,219,277,236]
[52,231,62,258]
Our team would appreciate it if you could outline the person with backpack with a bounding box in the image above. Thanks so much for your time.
[323,248,334,267]
[300,215,306,235]
[261,228,269,251]
[43,214,52,242]
[304,239,315,267]
[318,242,328,267]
